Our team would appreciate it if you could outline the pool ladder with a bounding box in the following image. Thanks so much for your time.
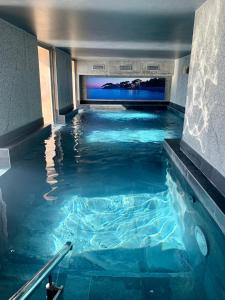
[9,241,73,300]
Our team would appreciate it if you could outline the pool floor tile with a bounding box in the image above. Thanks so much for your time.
[141,276,201,300]
[89,276,143,300]
[63,275,92,300]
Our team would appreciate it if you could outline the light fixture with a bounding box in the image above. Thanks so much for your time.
[195,226,208,256]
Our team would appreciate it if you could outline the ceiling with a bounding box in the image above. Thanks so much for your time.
[0,0,206,59]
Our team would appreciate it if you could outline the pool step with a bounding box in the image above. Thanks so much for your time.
[66,267,192,279]
[2,258,202,300]
[2,272,203,300]
[68,247,192,275]
[63,273,204,300]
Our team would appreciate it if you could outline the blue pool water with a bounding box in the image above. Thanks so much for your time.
[87,88,165,100]
[0,109,225,299]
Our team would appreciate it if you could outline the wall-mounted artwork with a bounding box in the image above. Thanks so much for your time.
[80,76,166,101]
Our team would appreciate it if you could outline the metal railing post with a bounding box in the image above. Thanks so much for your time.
[9,241,73,300]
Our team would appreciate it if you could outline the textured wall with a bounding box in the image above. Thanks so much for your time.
[0,18,42,137]
[183,0,225,177]
[171,55,190,107]
[55,49,73,111]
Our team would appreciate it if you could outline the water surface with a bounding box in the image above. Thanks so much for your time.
[0,110,225,299]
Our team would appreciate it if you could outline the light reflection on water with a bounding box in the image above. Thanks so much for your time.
[94,111,159,121]
[0,110,186,270]
[52,171,186,254]
[1,110,225,299]
[86,129,175,143]
[48,111,185,257]
[9,170,187,262]
[43,132,59,201]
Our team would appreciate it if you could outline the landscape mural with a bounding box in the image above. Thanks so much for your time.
[82,76,166,101]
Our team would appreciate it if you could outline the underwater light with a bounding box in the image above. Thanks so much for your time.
[195,226,208,256]
[87,129,173,143]
[95,111,158,121]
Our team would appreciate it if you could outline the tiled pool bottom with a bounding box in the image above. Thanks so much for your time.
[0,110,225,299]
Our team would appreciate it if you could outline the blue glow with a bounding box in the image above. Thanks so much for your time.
[87,129,174,143]
[52,188,185,254]
[3,108,225,300]
[95,111,158,121]
[2,110,187,276]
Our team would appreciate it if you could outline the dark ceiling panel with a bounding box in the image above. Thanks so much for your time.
[0,0,206,59]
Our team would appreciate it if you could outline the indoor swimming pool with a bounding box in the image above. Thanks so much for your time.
[0,109,225,299]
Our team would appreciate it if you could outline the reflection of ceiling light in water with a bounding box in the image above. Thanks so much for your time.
[195,226,208,256]
[95,112,158,121]
[87,129,173,143]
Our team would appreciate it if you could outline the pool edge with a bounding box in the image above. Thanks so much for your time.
[164,139,225,235]
[3,124,52,164]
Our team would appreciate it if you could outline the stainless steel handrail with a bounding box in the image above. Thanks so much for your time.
[9,241,73,300]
